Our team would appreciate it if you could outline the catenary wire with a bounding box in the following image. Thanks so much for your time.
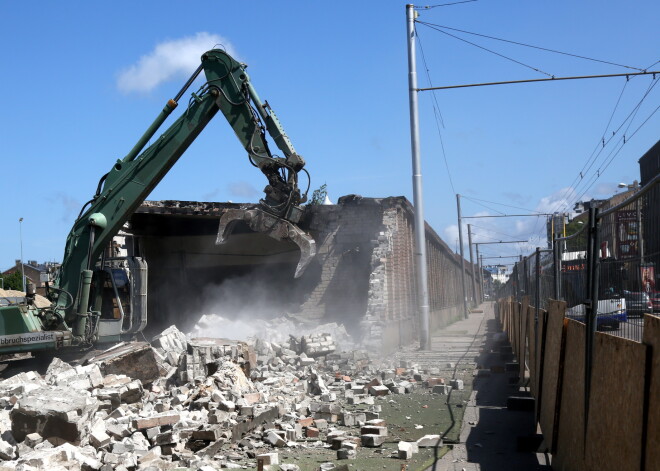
[570,78,658,197]
[417,27,457,194]
[552,61,660,213]
[549,79,631,215]
[416,21,555,78]
[416,21,645,72]
[565,76,659,209]
[571,101,659,205]
[461,195,547,214]
[415,19,656,218]
[417,0,478,9]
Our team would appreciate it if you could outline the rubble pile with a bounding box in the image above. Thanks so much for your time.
[0,325,445,470]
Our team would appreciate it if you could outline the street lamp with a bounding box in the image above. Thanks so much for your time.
[19,217,25,293]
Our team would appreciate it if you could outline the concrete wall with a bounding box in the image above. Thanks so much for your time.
[127,196,479,352]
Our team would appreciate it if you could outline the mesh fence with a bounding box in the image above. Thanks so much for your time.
[499,179,659,343]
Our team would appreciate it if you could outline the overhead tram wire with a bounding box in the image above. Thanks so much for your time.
[571,100,660,205]
[416,0,478,8]
[416,27,457,194]
[411,19,658,222]
[551,59,660,214]
[564,76,660,210]
[463,197,506,216]
[461,195,548,215]
[564,76,660,208]
[416,22,555,78]
[415,21,645,72]
[471,223,541,243]
[549,79,631,216]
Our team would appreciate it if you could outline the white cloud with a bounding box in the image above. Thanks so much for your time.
[117,33,239,93]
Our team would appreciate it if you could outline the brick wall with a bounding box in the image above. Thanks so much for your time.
[131,196,480,352]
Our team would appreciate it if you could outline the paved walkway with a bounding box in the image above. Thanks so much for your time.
[400,302,552,470]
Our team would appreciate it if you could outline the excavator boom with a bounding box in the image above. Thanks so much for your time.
[0,48,316,354]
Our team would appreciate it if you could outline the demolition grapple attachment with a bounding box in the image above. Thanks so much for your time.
[216,208,316,278]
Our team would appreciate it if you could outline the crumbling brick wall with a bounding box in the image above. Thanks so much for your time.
[302,196,477,352]
[130,197,479,352]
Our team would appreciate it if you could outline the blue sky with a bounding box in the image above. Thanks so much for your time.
[1,1,658,272]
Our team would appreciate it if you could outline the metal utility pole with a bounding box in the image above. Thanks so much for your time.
[406,4,430,350]
[479,253,484,301]
[19,217,25,293]
[456,194,469,318]
[467,224,478,305]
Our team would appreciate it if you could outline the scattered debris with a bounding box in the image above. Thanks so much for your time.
[0,322,460,469]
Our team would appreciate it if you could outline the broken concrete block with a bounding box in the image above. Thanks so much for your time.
[361,434,386,447]
[88,342,162,385]
[0,438,16,460]
[337,447,356,460]
[314,418,328,431]
[361,425,387,436]
[192,426,223,442]
[152,430,178,446]
[450,379,464,390]
[218,400,236,412]
[106,423,131,439]
[365,419,386,427]
[398,441,415,459]
[24,432,43,448]
[132,412,180,430]
[264,431,286,447]
[256,452,279,465]
[11,385,99,444]
[432,384,451,395]
[90,429,111,449]
[151,325,188,359]
[340,412,366,427]
[368,385,390,396]
[416,434,442,447]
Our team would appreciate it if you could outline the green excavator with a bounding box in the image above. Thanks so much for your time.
[0,49,316,354]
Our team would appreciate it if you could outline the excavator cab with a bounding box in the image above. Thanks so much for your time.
[90,256,147,342]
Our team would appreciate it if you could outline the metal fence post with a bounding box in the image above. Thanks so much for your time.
[584,206,601,443]
[553,234,561,300]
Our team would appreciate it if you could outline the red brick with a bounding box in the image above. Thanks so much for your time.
[297,417,314,427]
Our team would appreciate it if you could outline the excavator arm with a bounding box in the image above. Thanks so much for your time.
[45,49,315,345]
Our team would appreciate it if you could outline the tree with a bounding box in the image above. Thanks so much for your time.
[308,183,328,206]
[0,271,24,291]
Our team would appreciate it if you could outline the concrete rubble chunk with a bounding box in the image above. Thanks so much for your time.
[86,342,162,385]
[398,441,415,459]
[132,412,180,430]
[361,434,386,447]
[416,434,442,447]
[24,433,43,448]
[11,385,99,445]
[264,430,287,447]
[450,379,464,390]
[0,438,16,460]
[256,452,279,465]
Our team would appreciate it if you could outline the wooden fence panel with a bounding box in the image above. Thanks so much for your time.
[527,305,537,395]
[585,333,646,470]
[553,319,586,471]
[539,300,566,452]
[642,314,660,471]
[519,296,529,380]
